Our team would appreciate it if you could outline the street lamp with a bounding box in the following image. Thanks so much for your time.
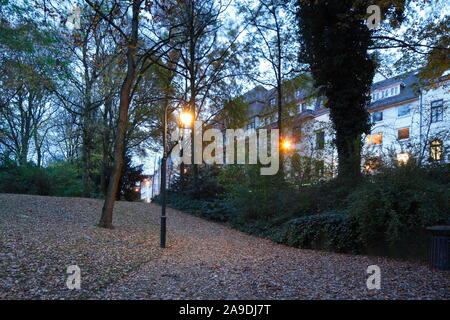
[160,106,193,248]
[281,139,292,151]
[180,110,193,128]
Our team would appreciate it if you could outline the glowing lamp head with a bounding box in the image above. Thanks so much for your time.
[281,139,292,151]
[180,111,193,127]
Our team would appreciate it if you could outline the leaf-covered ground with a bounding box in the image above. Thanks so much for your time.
[0,194,448,299]
[0,194,161,299]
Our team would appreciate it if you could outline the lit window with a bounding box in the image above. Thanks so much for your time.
[364,157,382,172]
[398,105,410,117]
[316,131,325,150]
[430,139,443,161]
[372,111,383,123]
[366,133,382,145]
[397,128,410,140]
[396,152,409,165]
[431,100,443,123]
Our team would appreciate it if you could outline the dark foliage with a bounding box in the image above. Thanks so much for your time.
[0,161,83,197]
[118,154,144,201]
[284,212,362,254]
[170,165,225,200]
[296,0,375,180]
[348,164,450,258]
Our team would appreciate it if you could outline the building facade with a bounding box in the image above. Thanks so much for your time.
[240,71,449,179]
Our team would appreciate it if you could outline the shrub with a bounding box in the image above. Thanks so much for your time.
[284,212,361,253]
[0,161,83,197]
[170,165,224,201]
[0,162,51,195]
[46,162,83,197]
[218,165,301,222]
[348,164,449,258]
[155,193,233,222]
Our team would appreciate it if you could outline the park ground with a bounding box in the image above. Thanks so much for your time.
[0,193,448,300]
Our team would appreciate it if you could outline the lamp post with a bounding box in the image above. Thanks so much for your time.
[160,107,192,248]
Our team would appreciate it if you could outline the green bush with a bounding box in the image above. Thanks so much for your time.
[0,161,83,197]
[46,162,83,197]
[155,192,233,222]
[284,212,361,253]
[218,165,301,222]
[348,164,449,258]
[0,162,51,195]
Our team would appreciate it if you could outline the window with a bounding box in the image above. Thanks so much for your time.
[397,128,410,140]
[430,139,443,161]
[396,152,409,165]
[269,98,275,106]
[316,131,325,149]
[431,100,443,123]
[315,160,325,177]
[366,133,382,145]
[364,157,382,172]
[372,111,383,123]
[398,105,410,117]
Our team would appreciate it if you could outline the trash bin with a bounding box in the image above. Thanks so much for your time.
[426,226,450,271]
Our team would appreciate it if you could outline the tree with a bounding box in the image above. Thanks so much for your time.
[240,0,303,174]
[153,0,249,193]
[0,2,61,166]
[296,0,375,181]
[81,0,181,228]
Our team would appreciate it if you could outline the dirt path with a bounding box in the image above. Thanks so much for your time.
[0,194,448,300]
[98,203,450,300]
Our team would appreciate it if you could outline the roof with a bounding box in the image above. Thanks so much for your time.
[368,72,419,111]
[242,71,421,120]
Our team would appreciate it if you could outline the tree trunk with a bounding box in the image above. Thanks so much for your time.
[81,117,93,197]
[98,0,139,229]
[100,97,113,196]
[336,135,362,183]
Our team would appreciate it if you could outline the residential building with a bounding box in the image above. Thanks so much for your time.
[240,71,449,177]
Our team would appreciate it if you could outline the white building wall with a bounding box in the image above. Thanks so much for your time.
[293,79,449,175]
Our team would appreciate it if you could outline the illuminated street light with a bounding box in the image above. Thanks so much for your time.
[180,110,193,127]
[160,108,194,249]
[281,139,292,151]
